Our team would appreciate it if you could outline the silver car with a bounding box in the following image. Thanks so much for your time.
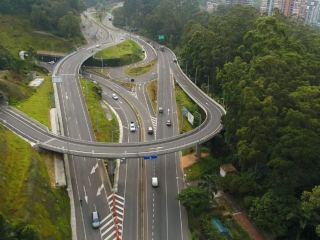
[92,211,100,228]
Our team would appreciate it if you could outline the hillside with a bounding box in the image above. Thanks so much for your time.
[0,125,71,240]
[0,14,73,55]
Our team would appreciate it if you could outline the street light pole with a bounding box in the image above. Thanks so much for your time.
[96,106,99,131]
[195,67,198,86]
[195,111,201,134]
[205,75,209,95]
[112,130,119,142]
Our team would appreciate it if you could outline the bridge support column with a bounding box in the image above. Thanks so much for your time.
[108,159,115,175]
[32,140,43,153]
[196,143,201,157]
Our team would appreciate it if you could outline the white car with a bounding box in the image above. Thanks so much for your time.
[152,177,158,187]
[92,80,98,84]
[120,37,124,40]
[130,122,136,132]
[96,44,101,48]
[112,94,118,100]
[48,61,55,64]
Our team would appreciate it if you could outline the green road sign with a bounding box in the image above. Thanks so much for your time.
[159,35,164,40]
[109,12,112,14]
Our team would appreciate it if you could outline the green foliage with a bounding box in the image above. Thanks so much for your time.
[0,125,71,239]
[80,79,118,142]
[249,189,299,234]
[57,11,83,41]
[125,59,157,76]
[184,156,222,180]
[0,15,73,55]
[176,186,212,216]
[12,77,54,129]
[199,214,227,240]
[0,0,86,44]
[197,174,219,199]
[95,39,144,66]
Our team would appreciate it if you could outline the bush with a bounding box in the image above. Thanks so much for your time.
[244,196,256,209]
[200,214,227,240]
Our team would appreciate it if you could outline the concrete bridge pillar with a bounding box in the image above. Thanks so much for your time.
[0,91,9,108]
[108,158,115,175]
[196,143,201,157]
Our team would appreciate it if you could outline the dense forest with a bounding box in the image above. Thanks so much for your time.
[0,0,86,43]
[181,7,320,239]
[113,1,320,238]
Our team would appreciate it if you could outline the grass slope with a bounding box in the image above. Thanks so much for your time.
[0,14,73,55]
[12,77,54,129]
[80,79,118,142]
[95,39,144,66]
[0,125,71,240]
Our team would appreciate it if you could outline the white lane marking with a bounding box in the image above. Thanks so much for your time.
[71,156,88,240]
[88,176,91,186]
[90,163,99,174]
[84,186,88,204]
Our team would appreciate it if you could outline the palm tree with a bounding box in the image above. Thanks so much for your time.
[287,206,320,240]
[197,173,219,199]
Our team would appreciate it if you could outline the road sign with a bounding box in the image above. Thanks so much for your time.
[52,76,62,83]
[144,155,158,160]
[159,35,164,40]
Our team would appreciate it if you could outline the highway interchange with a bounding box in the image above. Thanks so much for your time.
[0,9,225,240]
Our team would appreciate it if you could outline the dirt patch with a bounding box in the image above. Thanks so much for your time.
[233,212,265,240]
[182,152,209,168]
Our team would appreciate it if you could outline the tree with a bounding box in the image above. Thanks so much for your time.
[176,186,212,217]
[197,174,219,199]
[249,189,299,234]
[0,213,13,240]
[21,225,42,240]
[287,206,320,240]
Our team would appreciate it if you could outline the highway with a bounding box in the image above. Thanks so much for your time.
[0,9,225,240]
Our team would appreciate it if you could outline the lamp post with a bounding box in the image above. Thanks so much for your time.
[136,124,140,155]
[112,130,119,142]
[195,67,198,86]
[205,75,209,95]
[66,117,71,154]
[194,111,201,135]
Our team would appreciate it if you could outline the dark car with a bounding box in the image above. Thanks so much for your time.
[148,127,153,134]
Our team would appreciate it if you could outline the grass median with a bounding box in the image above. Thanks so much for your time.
[125,59,158,76]
[95,39,144,66]
[80,78,118,142]
[147,80,158,113]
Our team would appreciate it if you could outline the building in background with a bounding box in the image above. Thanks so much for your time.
[305,0,320,24]
[225,0,253,5]
[206,2,220,12]
[260,0,319,25]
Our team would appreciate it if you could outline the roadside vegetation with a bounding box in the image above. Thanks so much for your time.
[175,84,199,133]
[12,77,54,129]
[0,125,71,240]
[79,78,118,142]
[147,80,158,113]
[125,59,157,76]
[87,69,111,78]
[184,156,223,181]
[95,39,144,66]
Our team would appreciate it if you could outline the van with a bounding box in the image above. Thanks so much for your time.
[92,211,100,228]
